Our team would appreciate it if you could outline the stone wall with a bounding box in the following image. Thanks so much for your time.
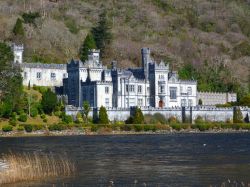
[197,92,237,106]
[65,105,249,123]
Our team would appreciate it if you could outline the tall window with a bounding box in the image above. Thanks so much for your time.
[37,72,41,79]
[105,86,109,94]
[138,85,142,94]
[138,98,143,106]
[170,87,177,99]
[126,85,129,93]
[126,98,129,107]
[129,85,135,92]
[188,99,193,107]
[159,85,165,93]
[181,99,187,107]
[105,98,109,107]
[187,87,192,95]
[51,73,56,80]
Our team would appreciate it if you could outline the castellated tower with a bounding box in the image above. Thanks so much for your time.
[12,44,24,64]
[141,47,151,79]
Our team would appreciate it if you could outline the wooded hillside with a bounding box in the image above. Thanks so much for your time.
[0,0,249,96]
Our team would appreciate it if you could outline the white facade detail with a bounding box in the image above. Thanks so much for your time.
[12,44,67,87]
[64,48,198,108]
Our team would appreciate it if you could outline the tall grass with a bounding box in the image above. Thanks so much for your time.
[0,153,75,185]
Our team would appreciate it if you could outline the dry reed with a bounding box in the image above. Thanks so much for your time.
[0,152,75,185]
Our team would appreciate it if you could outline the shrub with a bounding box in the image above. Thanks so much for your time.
[9,112,17,126]
[171,124,182,131]
[125,116,134,124]
[144,124,157,132]
[43,118,48,123]
[91,125,98,132]
[40,114,46,119]
[120,124,132,131]
[33,124,44,131]
[17,125,24,131]
[133,124,143,132]
[168,116,177,124]
[196,124,210,131]
[98,106,109,124]
[64,17,79,34]
[2,125,13,132]
[24,124,33,132]
[199,19,216,32]
[194,115,204,124]
[62,113,73,124]
[22,12,40,26]
[30,107,38,117]
[133,107,144,124]
[233,41,250,59]
[18,113,28,122]
[153,113,167,124]
[48,124,65,131]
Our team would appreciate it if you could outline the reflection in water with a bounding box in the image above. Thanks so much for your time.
[0,133,250,186]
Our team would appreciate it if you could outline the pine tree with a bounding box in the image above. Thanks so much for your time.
[233,107,243,123]
[0,42,23,118]
[41,89,58,114]
[91,10,112,58]
[13,18,25,36]
[98,106,109,124]
[133,107,144,124]
[79,33,96,62]
[244,113,249,123]
[82,101,90,124]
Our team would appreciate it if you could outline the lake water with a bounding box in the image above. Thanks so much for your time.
[0,133,250,187]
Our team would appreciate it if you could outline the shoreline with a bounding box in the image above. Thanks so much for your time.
[1,129,250,137]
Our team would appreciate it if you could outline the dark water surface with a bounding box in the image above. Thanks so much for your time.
[1,133,250,187]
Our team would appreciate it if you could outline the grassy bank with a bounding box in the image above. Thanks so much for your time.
[1,122,250,137]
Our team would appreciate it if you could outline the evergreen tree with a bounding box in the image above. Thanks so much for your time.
[41,89,57,114]
[91,10,112,58]
[133,107,144,124]
[244,113,249,123]
[98,106,109,124]
[80,33,96,62]
[82,101,90,124]
[13,18,25,36]
[233,107,243,123]
[0,42,23,118]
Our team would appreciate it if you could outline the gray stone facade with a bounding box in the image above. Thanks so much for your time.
[197,92,237,106]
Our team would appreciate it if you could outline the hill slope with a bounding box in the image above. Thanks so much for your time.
[0,0,249,95]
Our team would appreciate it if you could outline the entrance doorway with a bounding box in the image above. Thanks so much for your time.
[159,100,164,108]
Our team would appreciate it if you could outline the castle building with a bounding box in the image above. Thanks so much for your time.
[63,48,197,108]
[12,44,237,108]
[12,44,67,87]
